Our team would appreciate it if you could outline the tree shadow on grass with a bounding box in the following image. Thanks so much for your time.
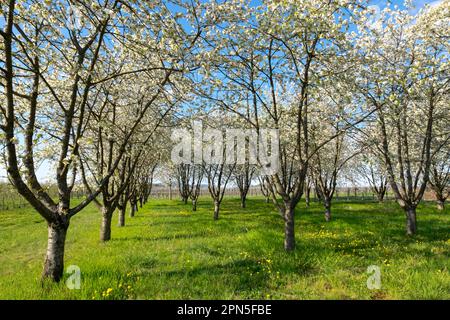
[146,220,199,227]
[160,258,272,294]
[110,232,219,243]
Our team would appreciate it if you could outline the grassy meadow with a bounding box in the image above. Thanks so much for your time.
[0,197,448,300]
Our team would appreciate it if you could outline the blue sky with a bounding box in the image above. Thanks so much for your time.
[372,0,443,13]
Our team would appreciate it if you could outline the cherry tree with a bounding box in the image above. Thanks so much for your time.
[0,0,131,281]
[234,163,255,209]
[188,164,204,211]
[176,164,195,204]
[198,0,366,250]
[257,176,271,204]
[202,115,236,220]
[0,0,206,280]
[310,129,359,222]
[354,3,449,234]
[309,83,361,221]
[429,153,450,211]
[354,153,388,203]
[117,147,159,225]
[204,162,233,219]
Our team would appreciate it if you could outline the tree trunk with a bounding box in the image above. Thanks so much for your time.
[324,200,331,222]
[192,199,197,211]
[377,193,385,203]
[305,188,310,207]
[169,184,172,200]
[129,203,135,217]
[316,189,322,202]
[284,206,295,251]
[405,206,417,235]
[139,197,143,208]
[266,197,270,203]
[436,199,445,211]
[118,206,125,227]
[213,201,220,220]
[241,196,246,208]
[42,221,68,282]
[100,208,113,242]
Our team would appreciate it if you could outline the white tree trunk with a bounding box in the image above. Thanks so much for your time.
[42,222,68,282]
[213,201,220,220]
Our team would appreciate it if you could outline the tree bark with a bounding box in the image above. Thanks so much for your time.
[241,196,246,208]
[305,188,310,207]
[118,206,125,227]
[129,202,136,217]
[192,199,197,211]
[213,201,220,220]
[100,208,113,242]
[169,183,172,200]
[42,221,68,282]
[316,189,322,202]
[324,199,331,222]
[406,207,417,235]
[436,199,445,211]
[284,206,295,251]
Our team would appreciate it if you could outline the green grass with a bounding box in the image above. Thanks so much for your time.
[0,197,448,299]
